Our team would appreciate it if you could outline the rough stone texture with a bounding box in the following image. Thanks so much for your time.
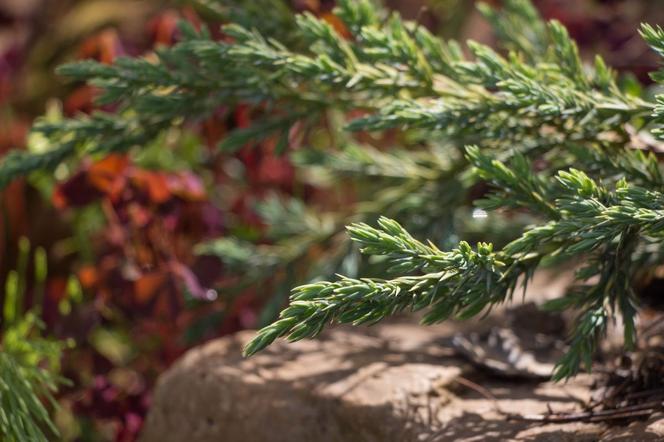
[143,316,664,442]
[140,270,664,441]
[601,413,664,441]
[140,322,463,442]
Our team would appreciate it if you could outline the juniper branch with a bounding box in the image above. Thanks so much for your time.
[243,238,507,357]
[3,0,664,382]
[293,143,445,180]
[640,24,664,139]
[2,0,660,189]
[0,317,65,442]
[246,170,664,378]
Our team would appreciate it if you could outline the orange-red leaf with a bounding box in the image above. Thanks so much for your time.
[134,271,166,304]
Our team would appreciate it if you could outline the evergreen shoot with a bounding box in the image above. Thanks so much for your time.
[2,0,664,380]
[0,239,67,441]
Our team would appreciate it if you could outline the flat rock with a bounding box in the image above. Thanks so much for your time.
[140,323,459,442]
[601,413,664,441]
[139,270,664,441]
[142,319,651,442]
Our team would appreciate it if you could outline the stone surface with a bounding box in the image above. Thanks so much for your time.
[143,318,661,442]
[601,413,664,441]
[138,264,664,442]
[140,322,464,442]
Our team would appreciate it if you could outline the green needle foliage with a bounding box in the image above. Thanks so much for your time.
[2,0,664,380]
[0,315,65,442]
[1,240,67,441]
